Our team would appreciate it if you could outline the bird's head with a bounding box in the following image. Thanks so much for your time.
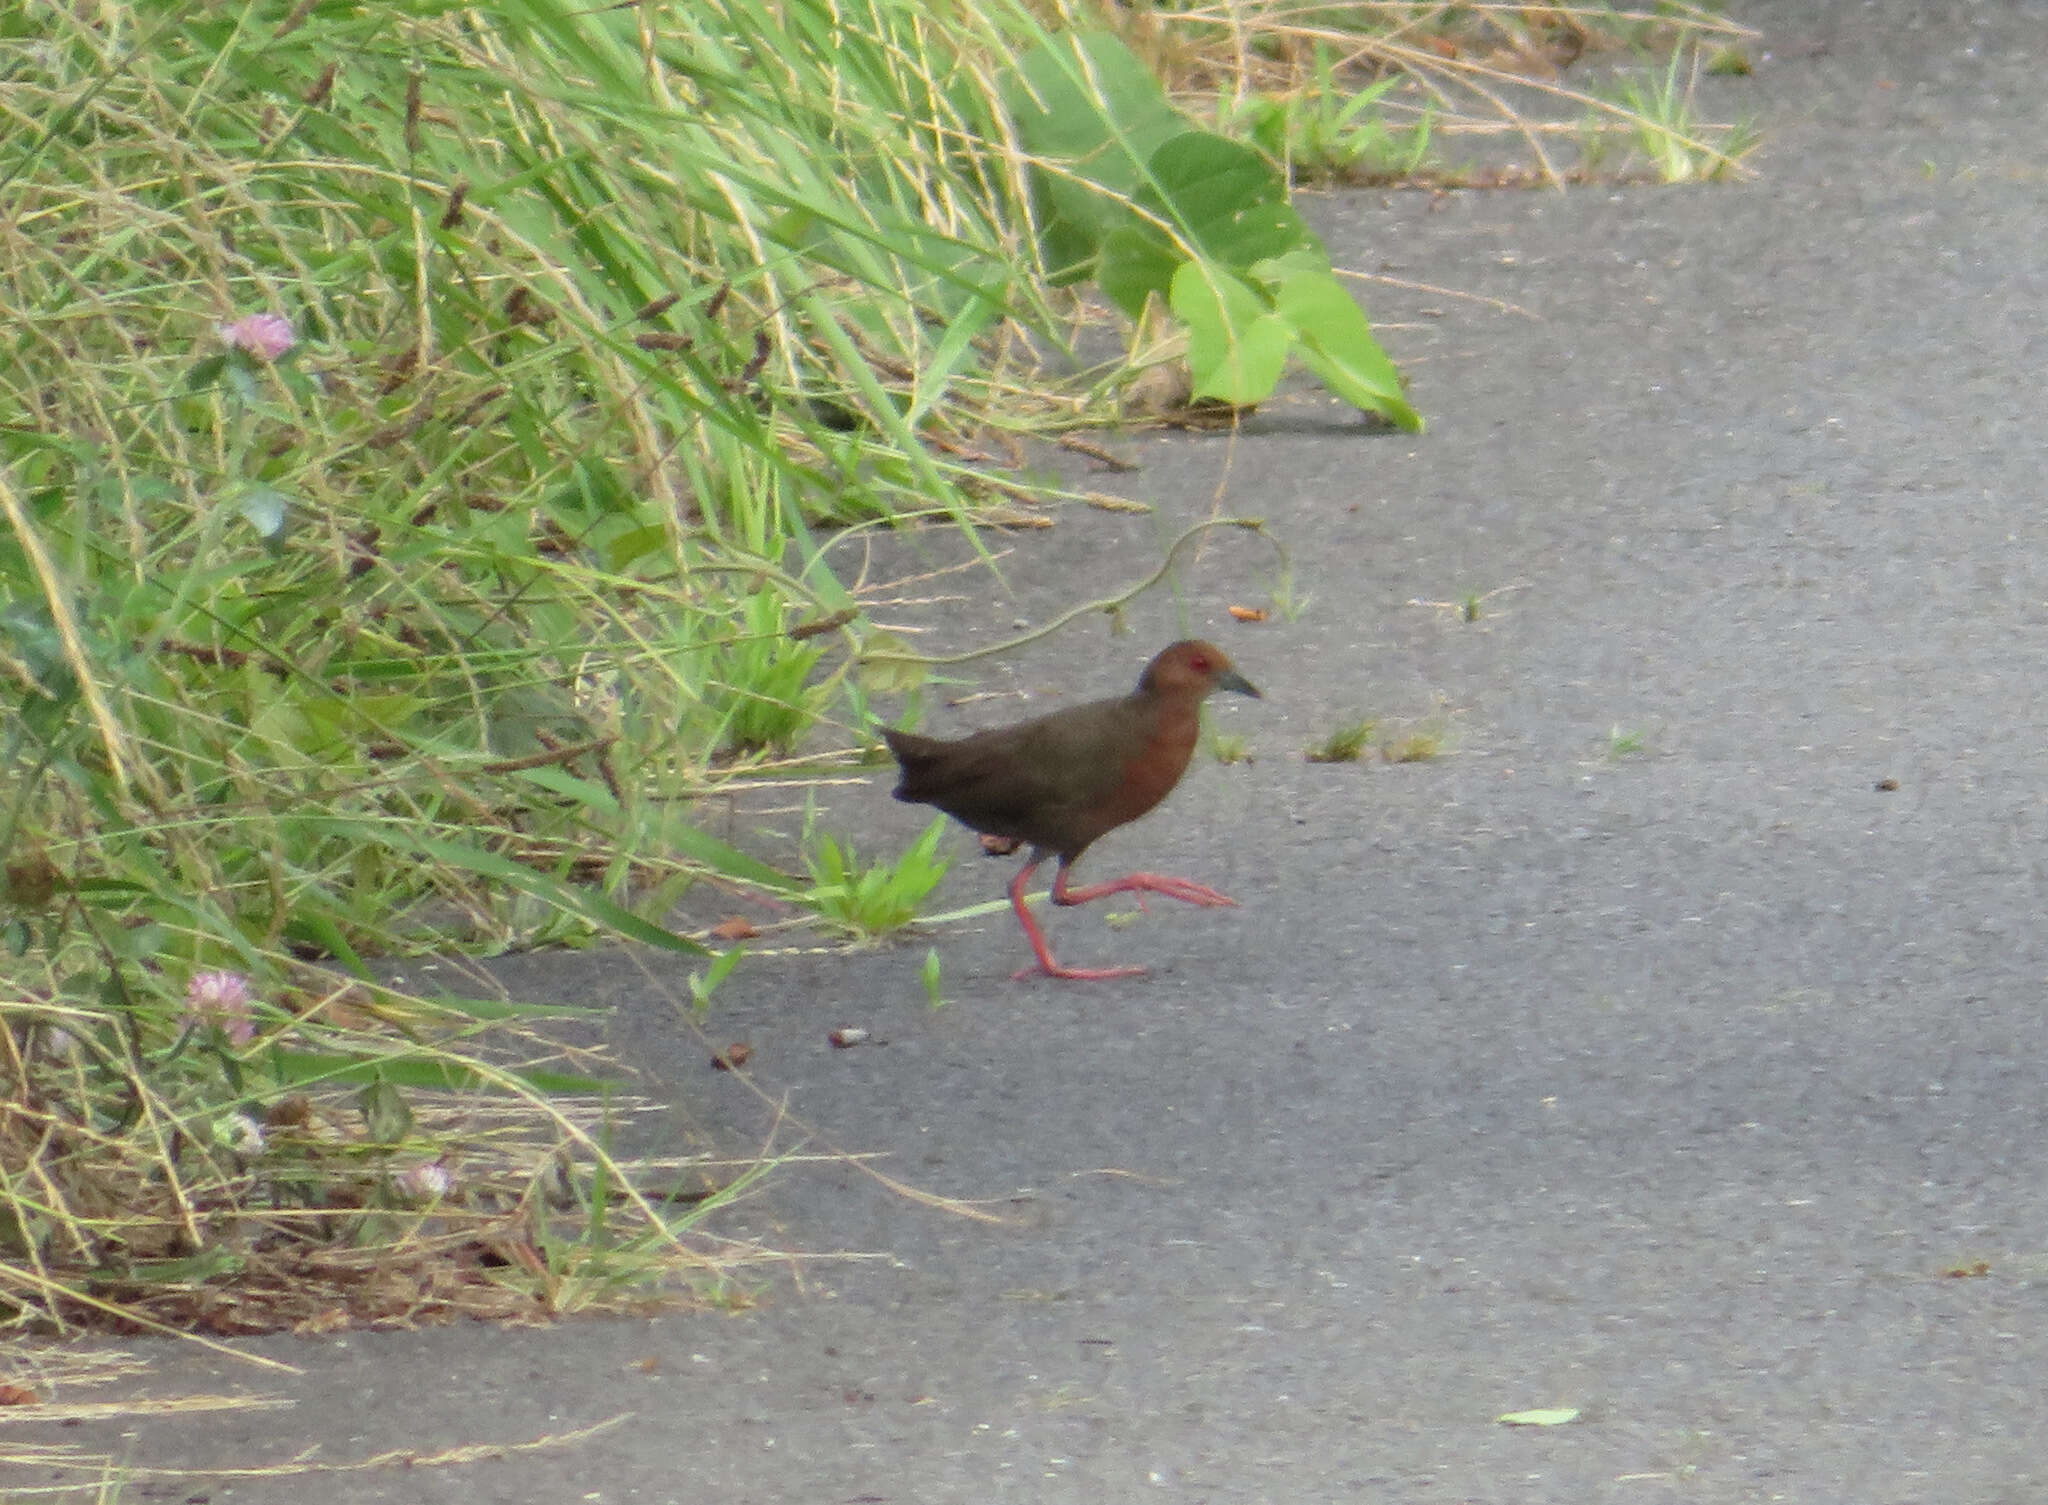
[1141,640,1261,700]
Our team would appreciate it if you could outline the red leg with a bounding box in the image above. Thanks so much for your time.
[1006,855,1144,981]
[1050,861,1237,911]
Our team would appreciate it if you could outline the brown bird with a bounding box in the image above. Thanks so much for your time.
[882,640,1261,980]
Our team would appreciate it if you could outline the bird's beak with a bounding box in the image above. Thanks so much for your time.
[1216,668,1261,699]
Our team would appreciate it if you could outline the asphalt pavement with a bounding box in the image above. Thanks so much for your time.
[28,4,2048,1501]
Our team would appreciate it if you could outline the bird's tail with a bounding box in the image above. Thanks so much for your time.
[880,728,944,803]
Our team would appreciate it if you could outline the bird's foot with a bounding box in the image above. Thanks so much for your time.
[1143,875,1235,907]
[1012,961,1148,982]
[1055,871,1237,909]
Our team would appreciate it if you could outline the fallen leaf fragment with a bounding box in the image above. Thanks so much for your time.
[709,915,759,941]
[1227,605,1268,623]
[1497,1407,1580,1427]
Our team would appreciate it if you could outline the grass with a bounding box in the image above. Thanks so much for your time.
[1608,726,1649,757]
[0,977,778,1335]
[1267,571,1314,623]
[1165,3,1760,188]
[0,1342,634,1492]
[1305,719,1376,764]
[1228,48,1438,184]
[1596,45,1760,183]
[0,0,1091,1340]
[1381,721,1448,763]
[1303,716,1446,763]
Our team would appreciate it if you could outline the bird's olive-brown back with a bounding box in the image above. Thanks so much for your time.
[886,689,1200,859]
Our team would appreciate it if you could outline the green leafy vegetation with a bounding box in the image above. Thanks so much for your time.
[802,817,952,940]
[0,0,1047,1337]
[0,0,1759,1338]
[1009,33,1421,427]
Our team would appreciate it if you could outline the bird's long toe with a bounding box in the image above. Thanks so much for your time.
[1133,874,1236,908]
[1014,961,1149,982]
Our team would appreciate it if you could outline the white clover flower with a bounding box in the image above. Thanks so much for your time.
[213,1113,267,1156]
[395,1160,452,1203]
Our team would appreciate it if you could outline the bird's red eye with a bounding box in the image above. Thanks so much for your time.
[1189,653,1210,671]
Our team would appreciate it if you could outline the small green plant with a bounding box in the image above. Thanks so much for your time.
[701,593,828,755]
[1269,570,1313,623]
[1231,50,1437,184]
[1305,718,1375,764]
[920,948,947,1008]
[1608,726,1647,758]
[1210,731,1254,765]
[1381,722,1446,763]
[689,945,747,1013]
[1412,584,1523,625]
[1606,47,1758,183]
[1456,583,1530,623]
[802,816,953,939]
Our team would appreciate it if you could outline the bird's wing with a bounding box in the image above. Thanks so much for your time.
[891,700,1139,841]
[1004,704,1136,810]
